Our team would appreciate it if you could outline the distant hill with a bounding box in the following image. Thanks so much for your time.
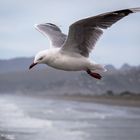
[0,57,33,73]
[0,57,140,95]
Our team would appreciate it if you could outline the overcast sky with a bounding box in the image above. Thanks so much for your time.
[0,0,140,67]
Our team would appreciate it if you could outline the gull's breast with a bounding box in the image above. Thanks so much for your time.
[47,54,90,71]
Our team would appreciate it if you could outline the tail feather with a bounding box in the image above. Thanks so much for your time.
[91,64,107,73]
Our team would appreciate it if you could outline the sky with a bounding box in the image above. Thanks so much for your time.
[0,0,140,67]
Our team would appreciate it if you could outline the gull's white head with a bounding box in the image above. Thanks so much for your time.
[29,50,47,69]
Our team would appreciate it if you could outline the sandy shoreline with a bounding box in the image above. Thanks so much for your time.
[3,93,140,107]
[46,95,140,107]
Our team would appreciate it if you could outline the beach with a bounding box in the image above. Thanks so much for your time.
[54,94,140,107]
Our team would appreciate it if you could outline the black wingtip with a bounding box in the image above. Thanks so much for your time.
[114,9,133,16]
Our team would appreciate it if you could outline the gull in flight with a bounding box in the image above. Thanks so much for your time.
[29,8,140,79]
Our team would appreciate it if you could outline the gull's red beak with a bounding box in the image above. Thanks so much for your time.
[29,62,37,70]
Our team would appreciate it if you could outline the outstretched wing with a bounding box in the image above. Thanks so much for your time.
[62,8,140,57]
[35,23,67,48]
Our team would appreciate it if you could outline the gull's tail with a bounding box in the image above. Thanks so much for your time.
[94,64,107,72]
[90,64,107,73]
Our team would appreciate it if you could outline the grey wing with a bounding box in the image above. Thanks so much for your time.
[62,8,139,57]
[35,23,67,48]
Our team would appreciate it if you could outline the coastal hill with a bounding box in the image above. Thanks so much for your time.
[0,58,140,95]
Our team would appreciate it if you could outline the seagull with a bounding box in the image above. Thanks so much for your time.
[29,8,140,79]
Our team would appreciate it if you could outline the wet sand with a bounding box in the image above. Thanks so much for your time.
[48,94,140,107]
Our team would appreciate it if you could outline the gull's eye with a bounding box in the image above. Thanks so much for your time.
[38,57,43,61]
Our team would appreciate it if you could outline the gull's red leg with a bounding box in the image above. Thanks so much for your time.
[86,69,102,80]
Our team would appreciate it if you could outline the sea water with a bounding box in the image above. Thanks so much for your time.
[0,94,140,140]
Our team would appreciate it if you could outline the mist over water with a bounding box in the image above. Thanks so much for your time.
[0,94,140,140]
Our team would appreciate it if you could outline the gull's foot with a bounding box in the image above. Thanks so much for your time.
[86,69,102,80]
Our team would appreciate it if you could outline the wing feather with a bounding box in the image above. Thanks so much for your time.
[62,8,136,57]
[35,23,67,48]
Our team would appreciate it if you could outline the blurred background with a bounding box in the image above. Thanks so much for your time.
[0,1,140,140]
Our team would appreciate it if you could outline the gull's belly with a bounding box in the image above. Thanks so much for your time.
[47,56,90,71]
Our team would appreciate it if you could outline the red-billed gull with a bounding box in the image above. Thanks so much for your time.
[29,8,140,79]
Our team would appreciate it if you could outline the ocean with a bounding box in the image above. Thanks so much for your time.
[0,94,140,140]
